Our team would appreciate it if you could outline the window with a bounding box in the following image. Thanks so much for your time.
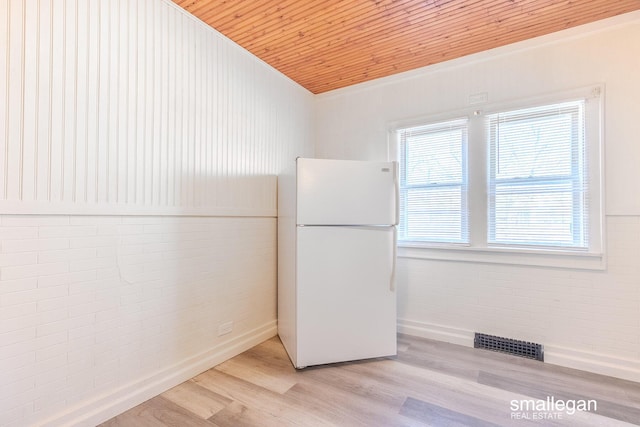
[395,87,603,268]
[488,101,587,249]
[398,119,468,244]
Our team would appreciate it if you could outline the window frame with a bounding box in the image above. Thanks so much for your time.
[487,100,588,250]
[397,118,469,245]
[389,85,605,270]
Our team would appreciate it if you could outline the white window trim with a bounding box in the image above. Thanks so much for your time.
[388,85,605,270]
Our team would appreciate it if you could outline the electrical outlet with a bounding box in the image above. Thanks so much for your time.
[218,321,233,336]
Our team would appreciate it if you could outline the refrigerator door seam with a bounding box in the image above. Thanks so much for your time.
[393,161,400,226]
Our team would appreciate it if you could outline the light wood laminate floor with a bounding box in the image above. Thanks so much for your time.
[101,334,640,426]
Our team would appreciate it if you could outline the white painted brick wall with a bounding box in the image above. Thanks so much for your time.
[398,215,640,361]
[0,215,276,427]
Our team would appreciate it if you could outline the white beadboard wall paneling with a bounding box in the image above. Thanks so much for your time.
[0,0,314,217]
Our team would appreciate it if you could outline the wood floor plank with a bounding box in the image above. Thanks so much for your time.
[399,335,541,381]
[397,340,411,352]
[283,379,407,426]
[193,369,331,426]
[98,396,219,427]
[161,380,232,419]
[400,396,503,427]
[296,360,406,408]
[245,336,293,361]
[214,352,298,394]
[208,401,303,427]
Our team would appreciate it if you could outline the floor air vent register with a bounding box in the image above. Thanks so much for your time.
[474,333,544,362]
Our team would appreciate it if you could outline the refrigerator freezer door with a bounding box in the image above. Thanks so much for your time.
[296,225,397,368]
[297,158,397,226]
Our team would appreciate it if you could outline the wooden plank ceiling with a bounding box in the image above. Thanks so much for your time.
[173,0,640,94]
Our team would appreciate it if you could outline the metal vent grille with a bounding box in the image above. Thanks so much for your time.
[474,333,544,361]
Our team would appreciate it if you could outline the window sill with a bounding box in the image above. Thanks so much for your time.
[397,242,606,270]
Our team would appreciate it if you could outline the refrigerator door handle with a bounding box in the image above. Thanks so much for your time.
[393,161,400,226]
[391,226,397,292]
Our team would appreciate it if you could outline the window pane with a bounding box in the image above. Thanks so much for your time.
[495,113,574,179]
[404,186,466,243]
[406,129,463,185]
[491,182,584,247]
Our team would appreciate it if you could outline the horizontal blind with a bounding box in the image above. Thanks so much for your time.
[488,100,588,249]
[398,118,468,244]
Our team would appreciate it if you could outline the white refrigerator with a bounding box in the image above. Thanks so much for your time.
[278,157,398,369]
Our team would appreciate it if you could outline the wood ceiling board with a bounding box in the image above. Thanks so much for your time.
[278,3,624,80]
[173,0,640,93]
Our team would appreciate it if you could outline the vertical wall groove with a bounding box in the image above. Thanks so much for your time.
[2,0,9,200]
[131,0,138,205]
[46,0,53,201]
[114,0,120,204]
[104,0,110,203]
[83,0,90,203]
[1,0,313,215]
[33,0,40,201]
[60,0,66,202]
[148,0,155,206]
[140,0,147,206]
[18,0,25,201]
[71,0,78,203]
[94,0,100,203]
[161,4,167,206]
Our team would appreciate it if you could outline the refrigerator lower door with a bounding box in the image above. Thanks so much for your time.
[296,225,397,368]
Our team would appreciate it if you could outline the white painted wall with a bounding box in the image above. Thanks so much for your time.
[315,12,640,381]
[0,0,313,426]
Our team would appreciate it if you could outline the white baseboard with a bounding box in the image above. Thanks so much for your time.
[397,318,474,347]
[544,344,640,383]
[397,318,640,383]
[37,320,277,427]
